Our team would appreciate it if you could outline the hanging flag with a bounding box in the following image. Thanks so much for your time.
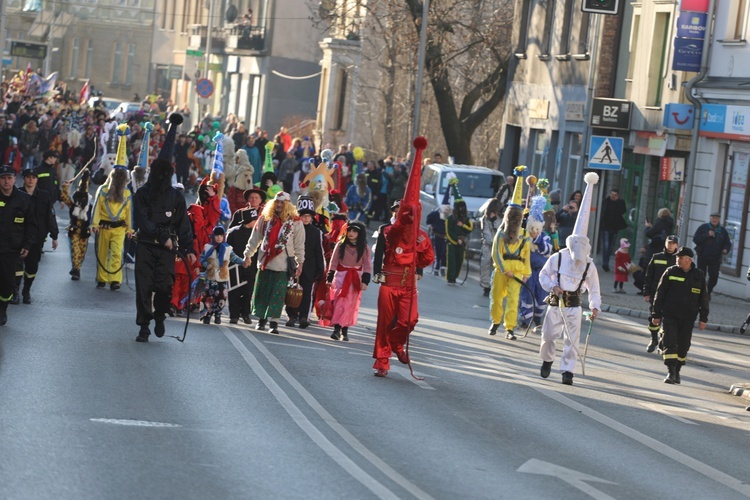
[212,132,224,174]
[40,71,58,97]
[79,79,90,105]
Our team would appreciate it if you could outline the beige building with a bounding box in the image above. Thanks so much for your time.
[3,0,154,101]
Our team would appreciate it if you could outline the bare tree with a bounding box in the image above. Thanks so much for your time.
[403,0,513,164]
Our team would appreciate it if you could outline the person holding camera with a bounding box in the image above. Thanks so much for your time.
[555,199,578,245]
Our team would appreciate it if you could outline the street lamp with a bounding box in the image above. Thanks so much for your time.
[411,0,429,144]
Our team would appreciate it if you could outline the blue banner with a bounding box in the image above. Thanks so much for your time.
[663,103,695,130]
[677,11,707,39]
[672,38,703,72]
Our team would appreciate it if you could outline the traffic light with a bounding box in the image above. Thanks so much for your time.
[582,0,619,15]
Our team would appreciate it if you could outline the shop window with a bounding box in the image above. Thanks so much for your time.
[720,150,749,276]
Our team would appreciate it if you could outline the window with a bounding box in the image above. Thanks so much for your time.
[169,0,176,31]
[160,0,167,29]
[720,150,749,276]
[85,39,93,78]
[646,12,670,107]
[564,132,582,199]
[724,0,748,41]
[626,14,640,81]
[69,38,80,79]
[540,0,556,58]
[125,43,135,85]
[334,68,348,130]
[559,0,574,55]
[576,13,591,55]
[515,0,532,57]
[531,130,547,177]
[112,42,122,83]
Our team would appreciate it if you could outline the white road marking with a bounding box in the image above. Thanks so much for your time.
[534,386,750,497]
[223,328,434,500]
[518,459,617,500]
[90,418,181,428]
[262,341,326,350]
[637,402,699,425]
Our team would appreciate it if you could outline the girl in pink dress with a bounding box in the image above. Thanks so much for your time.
[327,221,373,341]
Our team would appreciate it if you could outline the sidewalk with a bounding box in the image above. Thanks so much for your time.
[592,268,750,335]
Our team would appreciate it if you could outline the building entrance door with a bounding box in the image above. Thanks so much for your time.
[621,150,645,253]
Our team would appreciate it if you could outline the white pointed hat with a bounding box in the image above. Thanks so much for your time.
[572,172,600,238]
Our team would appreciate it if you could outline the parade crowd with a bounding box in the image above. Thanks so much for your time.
[0,82,730,385]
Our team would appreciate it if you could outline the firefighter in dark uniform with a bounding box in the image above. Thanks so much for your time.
[10,167,59,304]
[651,246,709,384]
[642,234,679,353]
[0,165,38,325]
[133,113,196,343]
[36,150,61,204]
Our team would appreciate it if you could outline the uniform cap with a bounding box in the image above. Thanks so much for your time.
[0,165,15,176]
[676,246,694,258]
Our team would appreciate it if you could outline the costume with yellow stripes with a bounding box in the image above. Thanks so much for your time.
[91,169,132,285]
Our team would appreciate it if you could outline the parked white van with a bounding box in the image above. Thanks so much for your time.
[420,163,505,257]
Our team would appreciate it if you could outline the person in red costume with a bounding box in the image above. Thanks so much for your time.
[170,177,221,314]
[371,137,434,377]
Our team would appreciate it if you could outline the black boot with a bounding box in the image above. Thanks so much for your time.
[299,317,310,329]
[0,301,8,326]
[540,361,553,379]
[331,324,341,340]
[269,321,279,334]
[646,330,659,353]
[70,268,81,281]
[154,318,165,338]
[285,316,297,327]
[256,318,267,331]
[135,326,150,342]
[674,364,682,384]
[561,371,574,385]
[341,326,349,342]
[488,323,500,336]
[21,277,33,304]
[664,364,677,384]
[505,330,517,341]
[9,282,20,305]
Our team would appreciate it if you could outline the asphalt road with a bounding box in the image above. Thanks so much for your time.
[1,225,750,499]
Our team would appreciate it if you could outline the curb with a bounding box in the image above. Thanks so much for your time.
[729,383,750,402]
[598,303,742,335]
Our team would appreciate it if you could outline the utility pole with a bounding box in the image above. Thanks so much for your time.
[44,1,56,75]
[411,0,430,142]
[0,0,7,80]
[203,0,215,114]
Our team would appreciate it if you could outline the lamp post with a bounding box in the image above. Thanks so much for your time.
[411,0,429,143]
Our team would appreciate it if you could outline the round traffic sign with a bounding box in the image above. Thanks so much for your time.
[196,78,214,99]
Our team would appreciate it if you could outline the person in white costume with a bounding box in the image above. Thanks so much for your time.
[538,172,602,386]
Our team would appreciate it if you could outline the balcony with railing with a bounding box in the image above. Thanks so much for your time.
[188,24,226,53]
[224,25,267,54]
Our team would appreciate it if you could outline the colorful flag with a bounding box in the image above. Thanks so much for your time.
[79,79,90,105]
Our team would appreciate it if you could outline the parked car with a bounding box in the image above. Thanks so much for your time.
[87,97,122,114]
[110,101,142,120]
[420,163,504,258]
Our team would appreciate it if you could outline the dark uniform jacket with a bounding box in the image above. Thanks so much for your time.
[35,163,60,203]
[0,186,38,253]
[25,187,59,244]
[652,264,709,323]
[134,185,194,255]
[301,223,325,282]
[643,250,677,298]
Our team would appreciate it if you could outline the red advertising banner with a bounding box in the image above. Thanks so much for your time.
[680,0,708,12]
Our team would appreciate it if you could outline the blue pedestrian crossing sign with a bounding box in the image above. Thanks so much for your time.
[588,136,623,170]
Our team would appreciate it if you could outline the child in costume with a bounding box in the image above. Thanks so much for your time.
[445,178,473,284]
[480,198,502,296]
[61,168,93,281]
[489,166,532,340]
[614,238,632,293]
[327,221,372,341]
[425,174,453,276]
[200,226,245,324]
[518,195,553,330]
